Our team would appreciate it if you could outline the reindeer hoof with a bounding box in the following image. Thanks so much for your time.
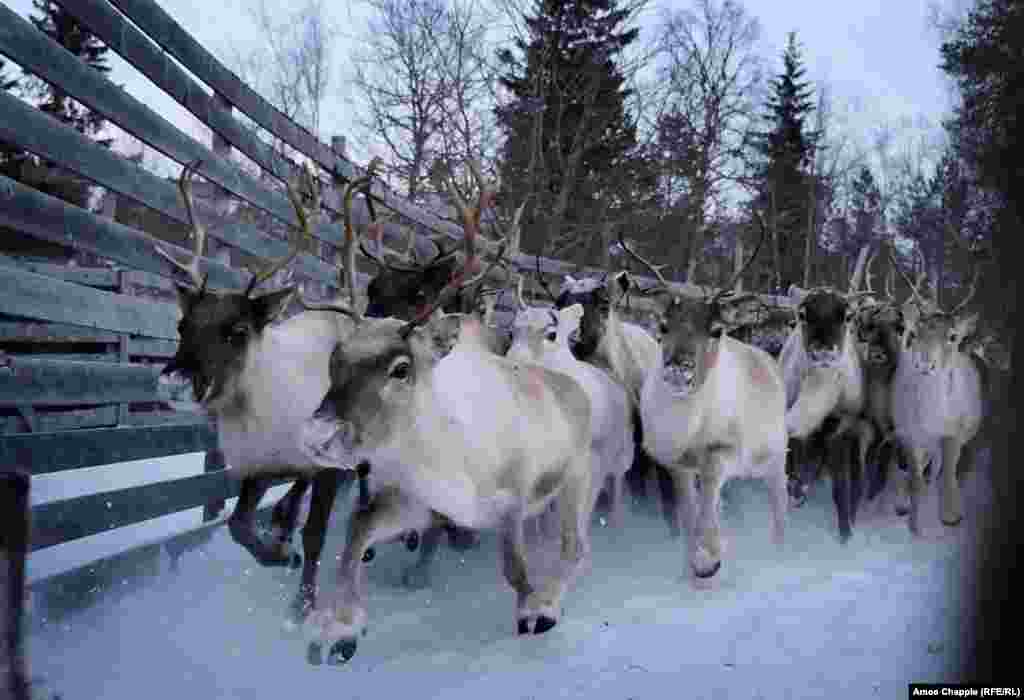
[328,639,358,665]
[289,552,302,570]
[517,619,530,635]
[362,547,376,563]
[693,560,721,579]
[895,504,910,517]
[942,515,963,527]
[838,530,852,545]
[405,530,420,551]
[534,616,558,634]
[307,642,323,666]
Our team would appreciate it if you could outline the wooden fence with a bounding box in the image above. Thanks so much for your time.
[0,0,795,619]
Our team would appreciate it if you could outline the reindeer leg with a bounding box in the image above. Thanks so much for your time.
[401,518,446,590]
[305,486,431,666]
[830,436,854,544]
[287,468,354,628]
[523,456,592,636]
[607,473,625,529]
[269,479,310,569]
[906,447,929,536]
[228,475,297,567]
[500,510,536,634]
[692,462,725,579]
[867,440,892,502]
[849,436,865,528]
[940,438,964,527]
[655,463,680,538]
[768,455,788,547]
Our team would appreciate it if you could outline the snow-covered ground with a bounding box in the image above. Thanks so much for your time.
[27,453,989,700]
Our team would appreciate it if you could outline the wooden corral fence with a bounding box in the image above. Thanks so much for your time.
[0,0,794,622]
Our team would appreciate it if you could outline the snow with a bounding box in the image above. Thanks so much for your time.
[27,451,989,699]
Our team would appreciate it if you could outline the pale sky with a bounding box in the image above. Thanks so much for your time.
[2,0,956,180]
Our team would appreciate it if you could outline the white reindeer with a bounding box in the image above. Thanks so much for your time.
[889,254,985,535]
[616,228,789,580]
[507,286,635,530]
[545,267,678,535]
[297,160,595,666]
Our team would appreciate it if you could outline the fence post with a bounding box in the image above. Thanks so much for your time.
[1,469,30,700]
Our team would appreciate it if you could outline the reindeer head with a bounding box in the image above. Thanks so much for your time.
[615,220,766,394]
[300,158,508,464]
[856,302,904,367]
[551,273,616,359]
[157,161,315,410]
[890,248,980,376]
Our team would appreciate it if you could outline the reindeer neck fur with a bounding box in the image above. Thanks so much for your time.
[892,343,983,447]
[781,320,865,440]
[642,335,781,470]
[597,309,660,406]
[214,310,355,477]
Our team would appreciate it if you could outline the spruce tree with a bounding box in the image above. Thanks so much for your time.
[24,1,112,208]
[751,31,816,290]
[495,0,647,261]
[28,0,112,143]
[0,58,23,176]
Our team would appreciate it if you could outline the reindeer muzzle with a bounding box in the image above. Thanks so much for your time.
[808,347,841,368]
[663,360,696,395]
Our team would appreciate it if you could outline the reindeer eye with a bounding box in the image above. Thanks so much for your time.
[659,320,669,335]
[227,323,249,344]
[545,330,557,341]
[388,357,412,380]
[948,332,958,343]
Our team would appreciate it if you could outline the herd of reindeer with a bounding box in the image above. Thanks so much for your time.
[154,157,989,666]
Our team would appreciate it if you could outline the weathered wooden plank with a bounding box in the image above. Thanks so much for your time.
[0,174,251,291]
[30,469,237,551]
[0,320,120,344]
[0,357,160,407]
[0,421,214,475]
[0,406,119,435]
[0,262,178,338]
[127,338,178,358]
[28,501,275,588]
[0,254,117,288]
[0,3,322,233]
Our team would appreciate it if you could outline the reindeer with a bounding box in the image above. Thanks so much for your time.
[544,262,679,536]
[779,246,878,543]
[614,224,787,579]
[507,282,635,531]
[347,171,525,591]
[888,253,985,535]
[155,160,378,627]
[297,161,595,665]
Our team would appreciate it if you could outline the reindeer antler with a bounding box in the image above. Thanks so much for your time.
[244,162,318,297]
[535,253,559,303]
[713,211,767,305]
[154,159,209,290]
[889,247,929,308]
[400,159,493,337]
[616,232,672,293]
[950,263,980,315]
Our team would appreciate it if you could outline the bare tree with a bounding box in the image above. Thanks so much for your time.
[229,0,338,140]
[653,0,763,282]
[349,0,495,200]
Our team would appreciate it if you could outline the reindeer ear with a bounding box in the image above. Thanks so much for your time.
[788,285,808,304]
[250,286,296,328]
[613,271,631,293]
[175,283,197,312]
